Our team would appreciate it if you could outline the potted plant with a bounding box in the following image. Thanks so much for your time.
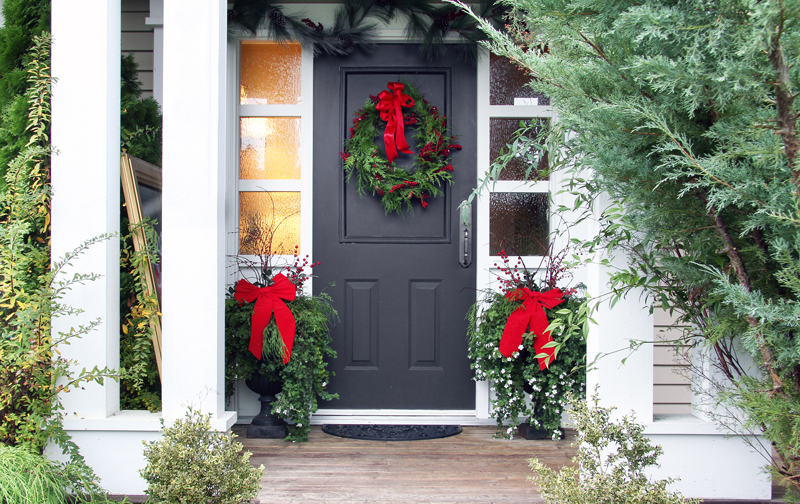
[225,216,338,442]
[467,247,588,439]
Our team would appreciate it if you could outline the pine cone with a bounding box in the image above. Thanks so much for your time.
[337,35,354,50]
[269,9,286,28]
[435,17,450,34]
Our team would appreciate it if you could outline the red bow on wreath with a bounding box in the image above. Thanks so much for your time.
[375,82,415,163]
[499,288,564,369]
[234,274,297,364]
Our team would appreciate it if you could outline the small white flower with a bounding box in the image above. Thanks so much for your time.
[296,423,302,427]
[518,344,524,350]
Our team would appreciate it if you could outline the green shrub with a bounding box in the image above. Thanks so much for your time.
[0,444,68,504]
[141,408,263,504]
[529,391,698,504]
[120,54,161,167]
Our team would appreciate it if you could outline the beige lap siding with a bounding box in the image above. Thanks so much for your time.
[122,0,154,98]
[653,308,693,415]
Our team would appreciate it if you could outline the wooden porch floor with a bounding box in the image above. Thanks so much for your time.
[238,425,575,504]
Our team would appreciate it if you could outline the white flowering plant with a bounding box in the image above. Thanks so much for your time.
[467,249,588,439]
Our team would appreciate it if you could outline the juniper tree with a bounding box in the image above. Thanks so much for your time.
[452,0,800,495]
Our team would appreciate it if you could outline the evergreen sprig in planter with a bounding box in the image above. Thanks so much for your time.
[467,250,588,439]
[225,252,338,442]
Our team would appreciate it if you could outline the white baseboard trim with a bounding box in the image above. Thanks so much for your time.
[236,409,496,426]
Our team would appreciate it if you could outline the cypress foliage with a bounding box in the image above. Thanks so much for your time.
[456,0,800,495]
[0,0,50,189]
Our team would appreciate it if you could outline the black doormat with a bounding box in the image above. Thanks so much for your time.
[322,424,462,441]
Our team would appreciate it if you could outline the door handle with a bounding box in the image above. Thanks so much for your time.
[458,201,472,268]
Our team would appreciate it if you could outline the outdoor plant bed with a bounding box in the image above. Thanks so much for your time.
[468,249,588,439]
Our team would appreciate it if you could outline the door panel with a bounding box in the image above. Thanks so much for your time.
[313,44,476,410]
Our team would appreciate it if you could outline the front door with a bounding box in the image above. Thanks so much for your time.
[313,45,477,410]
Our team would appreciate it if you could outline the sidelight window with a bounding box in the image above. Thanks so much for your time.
[477,53,555,290]
[235,41,312,280]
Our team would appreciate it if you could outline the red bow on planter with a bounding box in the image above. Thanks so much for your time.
[375,82,415,163]
[499,288,564,370]
[234,274,297,364]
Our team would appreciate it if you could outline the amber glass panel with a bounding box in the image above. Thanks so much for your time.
[239,192,301,255]
[489,193,548,256]
[490,53,549,106]
[240,117,301,180]
[240,42,301,105]
[490,118,549,180]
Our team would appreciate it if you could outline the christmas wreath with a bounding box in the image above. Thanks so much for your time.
[341,81,462,214]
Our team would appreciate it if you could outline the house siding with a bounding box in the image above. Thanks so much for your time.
[122,0,154,98]
[653,308,692,415]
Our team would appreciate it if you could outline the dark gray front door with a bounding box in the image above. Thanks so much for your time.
[313,45,476,410]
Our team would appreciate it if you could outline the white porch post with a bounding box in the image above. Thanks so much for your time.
[585,193,654,420]
[51,0,121,418]
[161,0,235,428]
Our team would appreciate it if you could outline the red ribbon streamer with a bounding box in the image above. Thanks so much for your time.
[499,288,564,370]
[375,82,415,163]
[234,274,297,364]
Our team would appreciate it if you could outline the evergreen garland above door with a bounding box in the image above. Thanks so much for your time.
[227,0,507,60]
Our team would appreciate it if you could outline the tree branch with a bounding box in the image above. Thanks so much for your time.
[768,2,800,191]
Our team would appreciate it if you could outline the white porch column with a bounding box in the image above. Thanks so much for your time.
[161,0,235,428]
[51,0,121,418]
[585,197,654,421]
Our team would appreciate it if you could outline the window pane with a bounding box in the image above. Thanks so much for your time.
[490,118,549,180]
[240,42,301,105]
[490,53,549,106]
[239,192,301,255]
[489,193,548,256]
[240,117,301,180]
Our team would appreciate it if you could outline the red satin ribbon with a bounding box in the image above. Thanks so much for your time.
[234,274,297,364]
[499,288,564,369]
[375,82,415,163]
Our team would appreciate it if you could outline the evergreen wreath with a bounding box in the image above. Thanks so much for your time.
[341,81,462,214]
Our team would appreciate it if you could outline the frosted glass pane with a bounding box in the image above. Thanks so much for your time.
[490,118,549,181]
[240,118,301,180]
[239,192,301,255]
[240,42,301,105]
[490,53,549,106]
[489,193,548,256]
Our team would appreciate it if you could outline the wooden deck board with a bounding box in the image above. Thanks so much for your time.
[239,425,567,504]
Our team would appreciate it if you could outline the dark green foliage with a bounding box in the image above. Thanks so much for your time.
[228,0,506,60]
[468,290,587,438]
[225,289,338,442]
[120,54,162,167]
[0,0,50,190]
[456,0,800,495]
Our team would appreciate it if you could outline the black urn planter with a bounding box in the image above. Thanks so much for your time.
[244,374,288,439]
[518,381,563,440]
